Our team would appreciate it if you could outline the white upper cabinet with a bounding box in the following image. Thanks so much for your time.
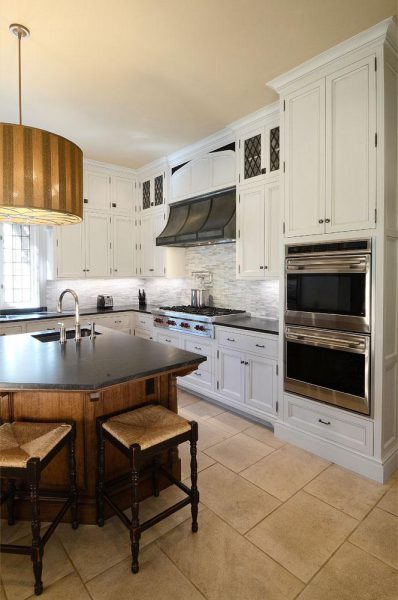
[325,56,376,233]
[237,179,280,279]
[138,209,185,278]
[237,184,265,278]
[280,53,377,238]
[111,175,135,214]
[141,171,166,213]
[170,150,235,203]
[85,210,111,277]
[237,119,280,186]
[55,222,85,279]
[84,170,110,211]
[284,80,326,237]
[112,215,135,277]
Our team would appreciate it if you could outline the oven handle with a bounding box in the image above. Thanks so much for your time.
[286,256,369,272]
[285,330,367,352]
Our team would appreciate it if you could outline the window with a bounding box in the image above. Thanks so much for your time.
[0,223,41,309]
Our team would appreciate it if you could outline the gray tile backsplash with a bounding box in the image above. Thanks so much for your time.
[46,244,279,318]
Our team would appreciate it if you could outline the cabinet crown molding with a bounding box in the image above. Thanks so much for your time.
[229,102,279,132]
[84,158,137,177]
[267,16,397,93]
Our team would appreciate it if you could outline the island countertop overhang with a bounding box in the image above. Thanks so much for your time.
[0,326,207,391]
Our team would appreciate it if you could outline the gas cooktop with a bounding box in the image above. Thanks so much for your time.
[153,306,249,337]
[158,305,247,317]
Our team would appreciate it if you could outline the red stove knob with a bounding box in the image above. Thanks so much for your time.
[180,322,190,328]
[167,320,176,326]
[154,317,163,324]
[195,325,205,331]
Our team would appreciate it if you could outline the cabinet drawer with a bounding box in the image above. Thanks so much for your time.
[185,366,212,387]
[156,331,180,346]
[184,338,213,359]
[25,318,74,333]
[0,324,24,336]
[135,329,154,341]
[135,313,153,330]
[108,314,131,329]
[285,395,373,456]
[217,328,277,358]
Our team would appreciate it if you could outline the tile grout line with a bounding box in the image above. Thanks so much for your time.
[156,544,209,599]
[54,531,97,599]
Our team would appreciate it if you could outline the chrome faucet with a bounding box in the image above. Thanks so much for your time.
[57,289,81,341]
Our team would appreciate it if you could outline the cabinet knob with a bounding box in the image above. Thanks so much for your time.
[114,268,118,272]
[259,266,264,269]
[83,198,88,204]
[149,268,154,272]
[240,360,245,364]
[325,218,331,223]
[112,202,117,208]
[264,265,268,270]
[261,167,267,174]
[318,219,324,224]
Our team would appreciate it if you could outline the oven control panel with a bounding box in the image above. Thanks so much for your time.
[153,315,213,338]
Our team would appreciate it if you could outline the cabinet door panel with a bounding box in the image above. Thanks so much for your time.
[212,151,236,189]
[264,180,280,277]
[325,56,376,232]
[237,185,265,278]
[112,176,134,213]
[191,156,211,194]
[56,222,85,279]
[246,355,277,415]
[218,348,244,404]
[239,128,264,185]
[84,171,110,210]
[85,211,111,277]
[171,165,191,201]
[140,213,154,276]
[153,211,166,277]
[284,80,325,237]
[113,215,134,277]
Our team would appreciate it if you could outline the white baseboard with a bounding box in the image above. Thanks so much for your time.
[274,421,397,483]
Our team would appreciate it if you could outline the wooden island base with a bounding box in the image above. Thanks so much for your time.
[0,368,190,524]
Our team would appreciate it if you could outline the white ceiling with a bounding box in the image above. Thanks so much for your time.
[0,0,396,168]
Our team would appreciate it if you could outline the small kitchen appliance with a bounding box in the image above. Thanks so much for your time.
[97,295,113,309]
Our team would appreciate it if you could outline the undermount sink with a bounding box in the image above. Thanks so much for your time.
[32,328,101,343]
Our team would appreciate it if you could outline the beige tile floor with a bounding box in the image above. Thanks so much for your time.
[1,390,397,599]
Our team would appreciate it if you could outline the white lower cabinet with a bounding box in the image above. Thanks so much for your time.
[215,327,279,420]
[133,312,155,340]
[0,324,25,336]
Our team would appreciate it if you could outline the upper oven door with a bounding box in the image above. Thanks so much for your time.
[285,254,371,333]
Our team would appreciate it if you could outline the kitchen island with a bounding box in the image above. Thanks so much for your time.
[0,326,206,523]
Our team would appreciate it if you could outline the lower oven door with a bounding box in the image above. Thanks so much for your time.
[284,326,370,415]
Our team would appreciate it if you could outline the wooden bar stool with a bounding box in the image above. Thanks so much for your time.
[96,403,199,574]
[0,420,78,596]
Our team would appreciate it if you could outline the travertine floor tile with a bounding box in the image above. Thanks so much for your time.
[177,390,200,407]
[244,423,286,449]
[241,445,330,501]
[87,543,205,600]
[297,542,398,600]
[204,432,275,472]
[26,572,91,599]
[0,519,50,545]
[207,410,252,434]
[179,399,225,420]
[246,491,357,583]
[196,419,233,450]
[349,507,398,570]
[1,534,74,600]
[158,508,304,600]
[198,463,280,533]
[179,443,216,480]
[377,481,398,516]
[57,515,131,582]
[305,464,387,519]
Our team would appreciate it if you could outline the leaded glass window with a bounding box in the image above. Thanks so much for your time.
[244,134,262,179]
[154,175,163,206]
[270,126,280,172]
[142,180,151,210]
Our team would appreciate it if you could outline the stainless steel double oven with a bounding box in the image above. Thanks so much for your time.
[284,239,372,415]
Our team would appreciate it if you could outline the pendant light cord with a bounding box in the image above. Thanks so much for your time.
[18,31,22,125]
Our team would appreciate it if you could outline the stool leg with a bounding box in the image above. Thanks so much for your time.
[69,427,79,530]
[190,421,199,533]
[6,478,16,525]
[96,423,105,527]
[152,456,160,497]
[28,459,43,596]
[130,444,141,574]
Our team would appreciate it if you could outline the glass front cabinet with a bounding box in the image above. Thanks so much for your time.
[141,172,166,211]
[238,120,280,185]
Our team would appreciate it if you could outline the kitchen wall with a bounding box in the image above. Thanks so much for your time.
[46,244,279,318]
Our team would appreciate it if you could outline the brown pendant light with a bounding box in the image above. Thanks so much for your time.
[0,24,83,225]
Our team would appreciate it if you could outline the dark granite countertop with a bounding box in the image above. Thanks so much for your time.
[215,316,279,335]
[0,304,157,324]
[0,326,206,391]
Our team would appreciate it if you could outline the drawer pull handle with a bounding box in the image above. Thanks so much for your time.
[240,360,245,364]
[318,419,331,426]
[227,338,235,342]
[165,339,171,342]
[255,344,265,348]
[245,361,249,365]
[194,346,202,351]
[194,372,202,377]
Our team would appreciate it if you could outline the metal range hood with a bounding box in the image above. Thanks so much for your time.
[156,187,236,247]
